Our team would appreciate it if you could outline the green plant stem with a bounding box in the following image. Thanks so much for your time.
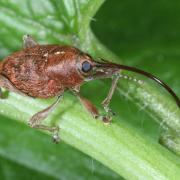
[0,115,119,180]
[0,93,179,179]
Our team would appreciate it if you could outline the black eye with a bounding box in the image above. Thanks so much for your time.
[82,61,92,73]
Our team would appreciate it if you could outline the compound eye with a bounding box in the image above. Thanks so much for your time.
[82,61,92,73]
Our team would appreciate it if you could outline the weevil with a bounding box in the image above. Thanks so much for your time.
[0,35,179,142]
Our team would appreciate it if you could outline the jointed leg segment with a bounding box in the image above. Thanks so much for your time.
[72,86,115,124]
[72,89,99,119]
[72,74,120,124]
[28,95,62,143]
[0,73,61,142]
[102,74,120,116]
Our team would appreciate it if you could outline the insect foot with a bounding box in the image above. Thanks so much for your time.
[52,127,60,144]
[95,115,112,125]
[102,115,112,125]
[28,120,60,143]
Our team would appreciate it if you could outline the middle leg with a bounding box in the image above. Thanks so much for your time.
[28,95,63,143]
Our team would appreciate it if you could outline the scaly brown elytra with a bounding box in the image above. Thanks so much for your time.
[0,35,179,142]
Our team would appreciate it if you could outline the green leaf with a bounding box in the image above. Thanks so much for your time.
[0,0,180,179]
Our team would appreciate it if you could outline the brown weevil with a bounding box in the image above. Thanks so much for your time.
[0,35,179,142]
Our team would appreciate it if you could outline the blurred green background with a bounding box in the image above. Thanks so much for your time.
[0,0,180,179]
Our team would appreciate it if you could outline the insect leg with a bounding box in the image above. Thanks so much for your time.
[28,95,63,143]
[77,93,99,118]
[101,74,120,116]
[72,88,112,124]
[23,34,38,49]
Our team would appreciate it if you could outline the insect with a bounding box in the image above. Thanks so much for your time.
[0,35,179,142]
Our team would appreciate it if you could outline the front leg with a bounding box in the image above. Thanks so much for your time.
[101,74,120,116]
[72,88,112,124]
[28,95,62,143]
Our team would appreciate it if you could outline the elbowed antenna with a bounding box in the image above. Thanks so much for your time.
[95,61,180,107]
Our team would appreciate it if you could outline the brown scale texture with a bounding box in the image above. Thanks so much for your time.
[0,45,84,98]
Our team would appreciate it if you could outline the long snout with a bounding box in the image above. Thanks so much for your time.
[91,61,120,79]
